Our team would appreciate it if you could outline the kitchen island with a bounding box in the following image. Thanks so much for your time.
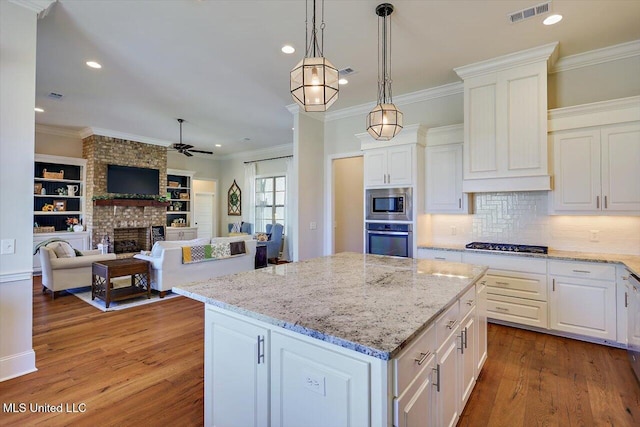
[173,252,487,427]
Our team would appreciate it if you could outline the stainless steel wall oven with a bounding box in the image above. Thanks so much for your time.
[366,222,413,258]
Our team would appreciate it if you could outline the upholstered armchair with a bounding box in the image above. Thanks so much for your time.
[265,223,284,262]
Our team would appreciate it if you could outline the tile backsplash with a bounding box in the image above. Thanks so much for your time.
[422,192,640,255]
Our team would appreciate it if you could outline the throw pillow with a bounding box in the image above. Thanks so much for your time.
[47,241,76,258]
[256,233,268,242]
[231,222,242,233]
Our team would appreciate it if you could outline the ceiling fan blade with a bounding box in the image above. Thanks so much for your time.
[183,151,194,157]
[189,149,214,155]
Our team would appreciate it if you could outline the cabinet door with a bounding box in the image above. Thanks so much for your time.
[270,331,370,427]
[364,149,388,186]
[205,309,269,427]
[387,145,413,186]
[181,228,198,240]
[459,308,476,408]
[464,74,498,179]
[426,144,466,213]
[601,123,640,212]
[552,129,601,211]
[549,275,617,340]
[436,330,460,427]
[394,355,436,427]
[476,280,488,372]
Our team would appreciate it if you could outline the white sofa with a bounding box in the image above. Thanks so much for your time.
[40,246,116,298]
[133,236,256,297]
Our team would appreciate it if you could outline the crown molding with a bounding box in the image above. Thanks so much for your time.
[218,143,293,161]
[550,40,640,74]
[357,123,427,150]
[325,81,463,122]
[35,124,83,138]
[548,95,640,131]
[79,127,172,147]
[9,0,56,17]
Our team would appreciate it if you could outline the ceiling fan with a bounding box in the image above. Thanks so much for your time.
[170,118,213,157]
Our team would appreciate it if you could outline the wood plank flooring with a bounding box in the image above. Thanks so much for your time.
[1,277,638,426]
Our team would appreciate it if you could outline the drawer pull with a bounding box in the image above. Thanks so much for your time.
[494,306,509,312]
[415,351,431,365]
[495,281,509,286]
[435,257,446,260]
[572,269,591,274]
[446,320,457,329]
[466,299,474,306]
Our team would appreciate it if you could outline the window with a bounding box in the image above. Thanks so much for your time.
[255,175,286,233]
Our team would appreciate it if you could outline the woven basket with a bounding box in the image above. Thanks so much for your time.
[179,193,189,200]
[34,226,56,233]
[42,169,64,179]
[168,181,180,187]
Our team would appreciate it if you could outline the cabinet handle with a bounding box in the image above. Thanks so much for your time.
[604,196,608,209]
[596,196,600,209]
[572,270,591,274]
[433,365,441,392]
[494,306,509,312]
[466,299,474,306]
[446,320,457,330]
[257,335,265,365]
[435,257,446,261]
[622,276,630,281]
[415,351,431,366]
[552,278,555,291]
[464,326,469,349]
[459,198,462,209]
[626,292,629,308]
[458,332,465,354]
[495,281,509,286]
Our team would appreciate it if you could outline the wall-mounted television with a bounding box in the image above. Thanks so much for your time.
[107,164,160,195]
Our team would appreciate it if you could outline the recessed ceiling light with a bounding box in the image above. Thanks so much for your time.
[86,61,102,69]
[34,107,44,113]
[215,144,221,147]
[243,137,251,141]
[338,78,348,85]
[281,45,295,54]
[543,14,563,25]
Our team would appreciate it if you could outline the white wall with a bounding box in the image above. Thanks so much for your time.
[333,156,364,253]
[35,127,83,157]
[0,0,40,381]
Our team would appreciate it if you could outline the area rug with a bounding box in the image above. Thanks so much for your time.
[67,278,179,312]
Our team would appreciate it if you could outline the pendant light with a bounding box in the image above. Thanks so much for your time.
[290,0,339,112]
[367,3,403,140]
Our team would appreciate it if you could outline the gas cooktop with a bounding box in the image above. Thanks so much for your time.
[465,242,548,254]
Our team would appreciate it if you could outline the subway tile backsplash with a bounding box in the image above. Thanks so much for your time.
[423,192,640,255]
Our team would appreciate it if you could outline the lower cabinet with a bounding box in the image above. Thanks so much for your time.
[166,226,198,241]
[205,309,269,427]
[476,279,488,372]
[394,353,436,427]
[549,260,617,341]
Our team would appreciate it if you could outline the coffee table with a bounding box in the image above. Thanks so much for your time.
[92,258,151,308]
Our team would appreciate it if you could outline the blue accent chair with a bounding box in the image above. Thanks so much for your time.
[265,223,284,262]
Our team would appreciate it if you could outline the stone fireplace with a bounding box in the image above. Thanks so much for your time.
[83,135,167,252]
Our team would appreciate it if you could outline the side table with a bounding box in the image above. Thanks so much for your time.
[255,243,267,269]
[92,258,151,308]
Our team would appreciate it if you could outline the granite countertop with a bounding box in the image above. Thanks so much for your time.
[173,252,487,361]
[417,243,640,276]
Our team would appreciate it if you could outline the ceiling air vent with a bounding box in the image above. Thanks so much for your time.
[47,92,64,100]
[339,67,357,76]
[508,2,551,24]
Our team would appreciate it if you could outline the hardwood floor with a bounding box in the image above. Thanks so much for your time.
[1,278,638,426]
[459,323,640,427]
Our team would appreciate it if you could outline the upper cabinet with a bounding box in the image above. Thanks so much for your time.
[425,124,471,214]
[358,124,426,189]
[549,97,640,214]
[454,42,558,193]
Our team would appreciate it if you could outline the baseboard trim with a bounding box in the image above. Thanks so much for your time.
[0,350,37,382]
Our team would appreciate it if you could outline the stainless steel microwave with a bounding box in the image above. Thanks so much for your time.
[366,187,413,221]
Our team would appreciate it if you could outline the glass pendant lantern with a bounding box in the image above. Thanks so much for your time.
[290,0,339,112]
[367,3,403,140]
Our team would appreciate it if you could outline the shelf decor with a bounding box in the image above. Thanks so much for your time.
[227,180,242,216]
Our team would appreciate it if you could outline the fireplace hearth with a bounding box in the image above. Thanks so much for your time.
[113,227,150,254]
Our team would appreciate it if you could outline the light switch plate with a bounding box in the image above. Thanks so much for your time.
[1,239,16,254]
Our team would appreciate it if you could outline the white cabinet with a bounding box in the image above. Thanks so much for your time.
[425,143,470,213]
[416,249,463,263]
[270,331,371,427]
[166,227,198,241]
[475,279,487,372]
[454,43,557,192]
[435,328,459,427]
[394,353,436,427]
[204,308,269,427]
[166,169,196,226]
[364,145,413,187]
[549,260,617,341]
[551,123,640,213]
[617,267,630,346]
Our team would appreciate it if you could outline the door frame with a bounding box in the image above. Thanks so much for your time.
[323,151,364,256]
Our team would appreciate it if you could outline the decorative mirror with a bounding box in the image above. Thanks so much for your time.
[227,180,241,216]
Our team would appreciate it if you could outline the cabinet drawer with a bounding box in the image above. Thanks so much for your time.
[548,260,615,281]
[417,249,463,263]
[463,252,547,274]
[436,302,460,348]
[485,271,547,301]
[486,294,548,328]
[459,285,476,319]
[393,323,436,397]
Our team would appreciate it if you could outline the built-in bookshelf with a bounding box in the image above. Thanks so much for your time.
[166,169,195,228]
